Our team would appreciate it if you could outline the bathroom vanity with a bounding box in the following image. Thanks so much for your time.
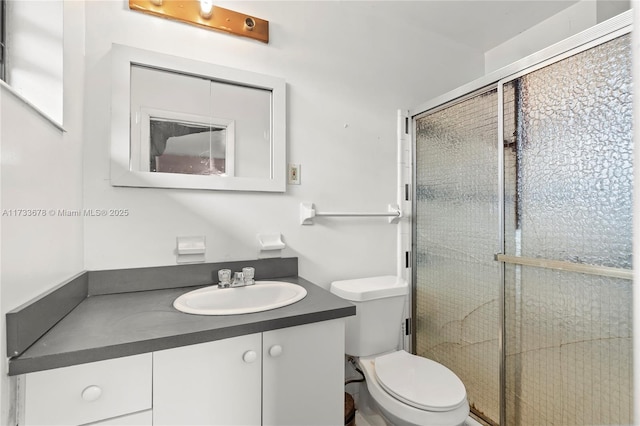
[7,258,354,426]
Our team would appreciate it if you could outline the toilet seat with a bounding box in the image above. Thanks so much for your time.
[374,350,467,412]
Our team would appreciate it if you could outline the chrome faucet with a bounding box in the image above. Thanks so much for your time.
[217,267,255,288]
[230,272,245,287]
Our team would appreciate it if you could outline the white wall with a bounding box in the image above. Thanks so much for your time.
[0,2,85,424]
[485,0,630,74]
[82,1,484,287]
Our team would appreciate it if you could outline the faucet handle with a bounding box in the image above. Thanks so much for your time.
[218,269,231,288]
[242,267,255,285]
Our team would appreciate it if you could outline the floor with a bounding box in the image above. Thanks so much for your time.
[354,409,484,426]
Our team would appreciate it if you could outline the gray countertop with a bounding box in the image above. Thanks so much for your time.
[9,276,355,375]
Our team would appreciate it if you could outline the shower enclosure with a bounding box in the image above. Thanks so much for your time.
[411,15,632,426]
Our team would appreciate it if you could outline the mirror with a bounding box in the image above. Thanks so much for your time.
[110,44,286,192]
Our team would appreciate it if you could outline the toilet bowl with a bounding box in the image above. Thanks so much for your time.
[330,276,469,426]
[358,351,469,426]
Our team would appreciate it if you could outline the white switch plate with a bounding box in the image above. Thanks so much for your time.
[288,164,301,185]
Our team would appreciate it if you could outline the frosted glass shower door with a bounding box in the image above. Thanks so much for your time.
[414,90,501,423]
[413,31,632,426]
[502,33,633,425]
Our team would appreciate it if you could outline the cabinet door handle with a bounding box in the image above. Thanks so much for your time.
[269,345,283,357]
[81,385,103,402]
[243,350,258,363]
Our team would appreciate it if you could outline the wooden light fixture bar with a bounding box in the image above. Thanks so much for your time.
[129,0,269,43]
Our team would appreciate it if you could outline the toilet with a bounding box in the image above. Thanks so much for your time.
[330,276,469,426]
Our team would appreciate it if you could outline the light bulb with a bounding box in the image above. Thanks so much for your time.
[199,0,213,19]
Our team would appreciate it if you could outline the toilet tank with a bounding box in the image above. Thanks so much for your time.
[330,276,408,357]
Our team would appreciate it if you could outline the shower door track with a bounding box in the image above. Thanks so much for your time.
[495,254,633,280]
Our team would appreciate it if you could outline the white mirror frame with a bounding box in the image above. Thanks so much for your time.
[110,44,286,192]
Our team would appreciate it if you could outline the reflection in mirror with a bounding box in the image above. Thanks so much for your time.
[151,120,228,176]
[138,107,235,176]
[111,44,286,192]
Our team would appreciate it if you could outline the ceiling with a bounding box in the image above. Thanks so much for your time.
[407,0,582,51]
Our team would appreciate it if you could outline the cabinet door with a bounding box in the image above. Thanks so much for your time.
[153,333,262,425]
[22,353,152,426]
[262,319,345,426]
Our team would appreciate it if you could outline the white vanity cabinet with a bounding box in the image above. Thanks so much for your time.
[153,318,345,426]
[20,353,152,426]
[18,318,345,426]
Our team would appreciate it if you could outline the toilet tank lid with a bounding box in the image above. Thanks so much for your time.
[330,276,408,301]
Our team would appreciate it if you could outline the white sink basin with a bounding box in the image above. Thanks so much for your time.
[173,281,307,315]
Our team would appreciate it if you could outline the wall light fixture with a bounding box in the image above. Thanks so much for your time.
[129,0,269,43]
